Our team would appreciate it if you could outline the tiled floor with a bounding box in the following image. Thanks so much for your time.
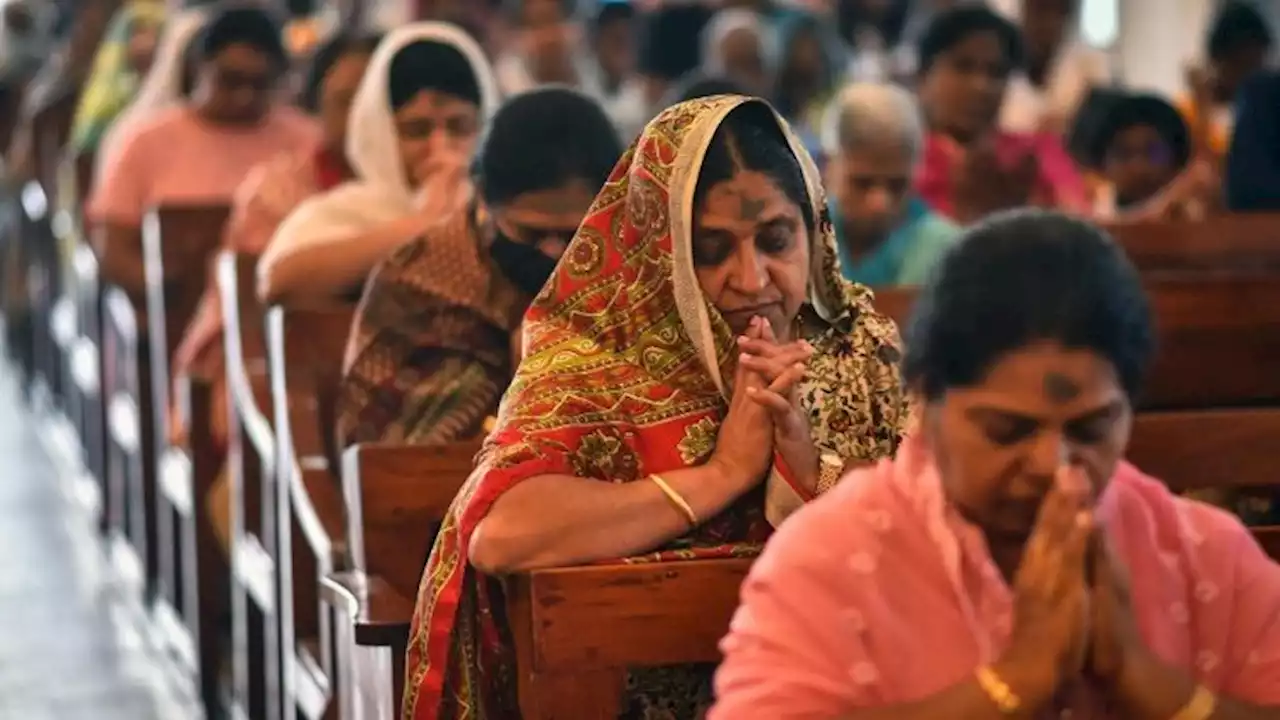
[0,369,196,719]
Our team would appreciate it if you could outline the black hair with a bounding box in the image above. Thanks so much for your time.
[693,101,814,232]
[903,210,1153,401]
[591,1,633,38]
[1086,93,1191,170]
[196,6,288,70]
[299,32,382,112]
[638,4,714,81]
[1207,2,1273,61]
[667,72,749,105]
[388,38,481,110]
[916,5,1024,76]
[475,87,623,207]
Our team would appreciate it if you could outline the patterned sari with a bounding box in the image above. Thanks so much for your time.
[338,208,528,447]
[402,95,909,720]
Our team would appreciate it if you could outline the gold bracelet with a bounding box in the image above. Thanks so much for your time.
[816,454,844,494]
[974,665,1021,714]
[1169,685,1217,720]
[650,474,698,527]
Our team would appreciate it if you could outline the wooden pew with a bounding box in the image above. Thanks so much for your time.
[264,303,352,720]
[324,441,482,717]
[101,286,147,592]
[221,252,280,720]
[873,276,1280,410]
[69,243,107,528]
[141,205,228,686]
[1108,215,1280,275]
[502,405,1280,718]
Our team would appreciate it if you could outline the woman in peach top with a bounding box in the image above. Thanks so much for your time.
[712,210,1280,719]
[912,6,1087,224]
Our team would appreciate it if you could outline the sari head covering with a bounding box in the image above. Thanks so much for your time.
[403,95,907,719]
[69,1,167,154]
[94,7,208,181]
[263,22,499,260]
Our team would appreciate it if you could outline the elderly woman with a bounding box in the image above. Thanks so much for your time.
[257,22,498,305]
[702,8,771,97]
[824,82,958,286]
[913,6,1087,223]
[712,211,1280,718]
[401,96,908,719]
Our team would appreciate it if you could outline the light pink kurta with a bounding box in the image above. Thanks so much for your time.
[87,104,320,227]
[712,439,1280,718]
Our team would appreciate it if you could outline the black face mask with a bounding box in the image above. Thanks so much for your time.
[489,232,561,296]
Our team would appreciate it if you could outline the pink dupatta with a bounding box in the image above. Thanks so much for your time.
[712,436,1280,718]
[915,131,1090,220]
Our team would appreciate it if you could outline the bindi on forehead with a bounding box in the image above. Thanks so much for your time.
[1042,372,1082,403]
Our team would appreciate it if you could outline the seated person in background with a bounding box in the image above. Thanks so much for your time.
[1179,2,1272,168]
[87,5,318,296]
[92,7,208,180]
[1000,0,1111,137]
[67,2,165,156]
[338,87,623,447]
[823,82,957,286]
[712,210,1280,719]
[166,33,380,556]
[701,8,771,98]
[771,11,843,164]
[634,3,714,120]
[913,6,1088,224]
[1087,93,1218,221]
[402,96,908,720]
[1226,70,1280,212]
[256,23,498,306]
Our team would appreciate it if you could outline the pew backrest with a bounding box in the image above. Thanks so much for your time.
[873,276,1280,409]
[1107,215,1280,275]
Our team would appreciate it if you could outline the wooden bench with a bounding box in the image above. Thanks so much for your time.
[222,253,281,720]
[264,303,353,720]
[874,276,1280,409]
[501,405,1280,717]
[141,204,229,693]
[324,441,482,717]
[1108,214,1280,275]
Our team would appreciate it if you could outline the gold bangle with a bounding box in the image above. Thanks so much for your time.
[650,474,698,527]
[1169,685,1217,720]
[974,665,1021,714]
[816,454,844,494]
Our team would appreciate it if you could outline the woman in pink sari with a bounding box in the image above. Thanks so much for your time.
[713,210,1280,719]
[912,6,1088,223]
[168,32,380,553]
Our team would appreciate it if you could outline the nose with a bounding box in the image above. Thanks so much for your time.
[727,243,768,294]
[865,186,893,215]
[1026,428,1069,486]
[427,128,452,155]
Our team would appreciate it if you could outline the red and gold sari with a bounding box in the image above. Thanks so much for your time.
[402,95,909,720]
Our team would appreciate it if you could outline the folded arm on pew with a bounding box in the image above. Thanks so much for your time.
[257,206,436,306]
[471,460,763,574]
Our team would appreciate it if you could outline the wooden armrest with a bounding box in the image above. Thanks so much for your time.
[322,572,415,647]
[504,558,752,673]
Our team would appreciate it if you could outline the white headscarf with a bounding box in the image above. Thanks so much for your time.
[265,22,499,259]
[95,8,208,178]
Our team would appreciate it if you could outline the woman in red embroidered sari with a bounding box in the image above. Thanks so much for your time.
[403,95,909,718]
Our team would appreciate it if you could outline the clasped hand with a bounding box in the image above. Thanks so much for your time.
[1004,466,1155,711]
[710,315,816,489]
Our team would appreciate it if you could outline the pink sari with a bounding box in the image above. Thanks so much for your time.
[711,436,1280,718]
[915,131,1090,220]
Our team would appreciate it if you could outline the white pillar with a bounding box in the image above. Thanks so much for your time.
[1116,0,1215,96]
